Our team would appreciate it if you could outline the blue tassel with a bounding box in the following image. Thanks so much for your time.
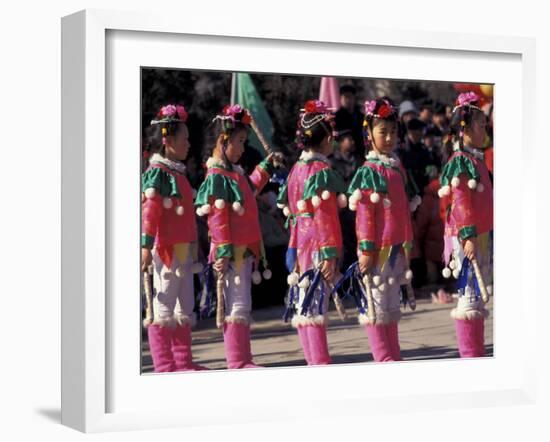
[388,245,400,270]
[456,257,482,300]
[283,285,299,322]
[300,269,321,316]
[285,248,297,273]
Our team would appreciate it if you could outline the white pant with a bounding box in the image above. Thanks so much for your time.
[292,281,331,326]
[223,257,254,322]
[152,251,195,326]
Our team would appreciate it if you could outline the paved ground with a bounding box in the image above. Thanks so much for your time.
[141,296,493,372]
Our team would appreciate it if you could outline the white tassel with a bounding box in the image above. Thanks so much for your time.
[263,269,272,280]
[442,267,452,278]
[451,176,460,188]
[321,190,331,200]
[373,275,382,286]
[163,198,173,209]
[214,199,226,209]
[232,201,242,212]
[191,262,203,274]
[370,192,380,203]
[477,183,485,193]
[337,194,348,208]
[311,195,322,208]
[297,200,307,211]
[283,206,291,217]
[144,188,156,199]
[287,272,299,286]
[252,271,262,285]
[467,179,477,189]
[176,206,184,216]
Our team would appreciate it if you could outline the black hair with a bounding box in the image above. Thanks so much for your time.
[146,121,187,157]
[363,96,398,150]
[295,113,334,151]
[202,118,248,164]
[340,84,357,95]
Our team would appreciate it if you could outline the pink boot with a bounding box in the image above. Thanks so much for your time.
[223,322,262,369]
[306,324,331,365]
[455,318,484,358]
[297,326,313,365]
[147,324,176,372]
[171,324,209,371]
[385,322,402,361]
[475,317,486,356]
[365,324,394,362]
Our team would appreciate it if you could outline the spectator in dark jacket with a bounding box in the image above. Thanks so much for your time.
[335,84,365,160]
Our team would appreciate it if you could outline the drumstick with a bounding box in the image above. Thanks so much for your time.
[142,265,154,327]
[249,115,272,155]
[362,274,377,325]
[216,270,226,329]
[471,258,490,303]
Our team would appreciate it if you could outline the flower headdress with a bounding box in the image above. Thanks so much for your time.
[212,104,252,139]
[362,97,398,149]
[450,91,483,146]
[150,104,189,147]
[294,100,336,150]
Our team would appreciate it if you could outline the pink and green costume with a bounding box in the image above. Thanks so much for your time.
[438,145,493,358]
[141,153,206,372]
[278,150,347,365]
[194,156,274,368]
[346,150,418,362]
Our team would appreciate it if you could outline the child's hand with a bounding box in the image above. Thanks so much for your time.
[141,248,152,273]
[266,152,285,168]
[463,238,477,261]
[320,258,337,283]
[359,252,377,275]
[214,257,229,274]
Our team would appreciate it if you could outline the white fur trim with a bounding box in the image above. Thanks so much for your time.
[152,316,177,328]
[287,272,300,286]
[252,270,262,285]
[191,262,204,274]
[321,190,331,200]
[291,314,327,328]
[214,199,226,209]
[150,153,187,174]
[206,156,227,169]
[358,310,401,326]
[450,308,488,321]
[337,193,348,208]
[224,315,250,325]
[442,267,452,278]
[232,201,242,212]
[283,206,291,217]
[176,205,184,216]
[451,176,460,188]
[142,318,153,328]
[297,200,307,211]
[366,150,400,167]
[299,150,328,162]
[174,314,197,328]
[262,269,272,280]
[370,192,380,203]
[383,198,392,209]
[467,179,478,189]
[144,187,156,199]
[311,195,322,208]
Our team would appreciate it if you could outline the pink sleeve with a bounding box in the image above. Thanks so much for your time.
[355,189,378,253]
[207,205,233,259]
[452,173,476,240]
[249,165,271,194]
[141,194,162,248]
[313,194,342,261]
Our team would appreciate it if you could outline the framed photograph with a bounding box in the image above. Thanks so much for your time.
[62,9,537,433]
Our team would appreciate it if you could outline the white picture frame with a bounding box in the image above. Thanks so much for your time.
[61,9,538,433]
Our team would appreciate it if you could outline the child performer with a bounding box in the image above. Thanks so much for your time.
[195,104,281,369]
[346,97,420,362]
[278,100,348,365]
[141,104,207,372]
[438,91,493,358]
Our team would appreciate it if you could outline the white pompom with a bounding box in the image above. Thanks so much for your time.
[373,275,382,286]
[232,201,242,212]
[262,269,272,280]
[352,189,362,201]
[237,207,245,216]
[387,277,396,286]
[298,277,310,289]
[477,183,485,193]
[234,275,241,286]
[283,206,291,217]
[383,198,392,209]
[163,198,173,209]
[252,271,262,285]
[321,190,331,200]
[370,192,380,203]
[277,203,285,209]
[404,269,413,281]
[449,260,456,270]
[349,201,357,211]
[176,206,184,216]
[452,269,460,279]
[191,262,203,274]
[297,200,307,211]
[214,199,226,209]
[287,272,299,286]
[438,185,451,198]
[195,207,204,217]
[144,188,156,199]
[311,195,322,208]
[467,179,477,189]
[451,176,460,188]
[487,285,493,295]
[175,267,184,278]
[442,267,452,278]
[201,204,211,215]
[337,194,348,208]
[378,283,387,292]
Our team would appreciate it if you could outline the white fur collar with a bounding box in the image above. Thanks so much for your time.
[458,144,485,160]
[149,153,187,174]
[366,149,400,167]
[206,156,245,175]
[299,150,328,162]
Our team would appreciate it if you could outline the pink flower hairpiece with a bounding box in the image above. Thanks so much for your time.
[364,99,396,119]
[302,99,333,114]
[456,91,480,107]
[152,104,188,124]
